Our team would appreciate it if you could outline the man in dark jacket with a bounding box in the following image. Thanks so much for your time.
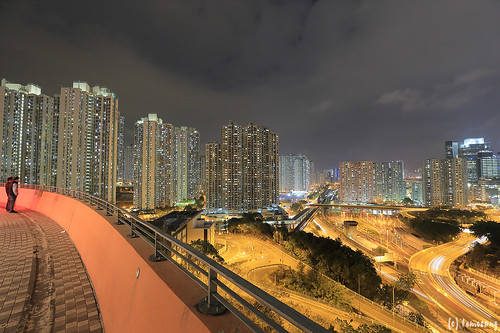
[6,176,18,213]
[5,177,13,211]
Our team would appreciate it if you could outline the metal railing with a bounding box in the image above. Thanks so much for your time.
[20,184,329,333]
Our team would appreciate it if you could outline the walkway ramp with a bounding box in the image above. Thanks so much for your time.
[0,209,102,333]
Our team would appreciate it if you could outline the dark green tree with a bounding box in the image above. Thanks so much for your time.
[190,239,224,263]
[402,197,414,206]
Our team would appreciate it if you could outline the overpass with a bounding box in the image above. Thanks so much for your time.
[307,203,427,213]
[0,185,328,333]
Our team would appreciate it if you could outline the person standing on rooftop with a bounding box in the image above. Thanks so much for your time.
[4,177,12,211]
[7,176,18,213]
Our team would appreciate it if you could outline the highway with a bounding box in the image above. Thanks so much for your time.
[409,237,500,332]
[218,233,428,332]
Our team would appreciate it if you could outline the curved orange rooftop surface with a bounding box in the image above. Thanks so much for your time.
[0,188,249,333]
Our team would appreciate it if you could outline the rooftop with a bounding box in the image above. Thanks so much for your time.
[0,208,102,332]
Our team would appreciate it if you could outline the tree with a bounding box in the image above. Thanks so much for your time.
[396,272,417,291]
[290,200,307,214]
[374,246,387,256]
[190,239,224,263]
[402,197,413,206]
[408,312,425,326]
[183,204,197,211]
[408,218,460,242]
[376,272,416,310]
[286,231,382,299]
[194,195,205,209]
[377,284,409,309]
[467,220,500,271]
[329,319,391,333]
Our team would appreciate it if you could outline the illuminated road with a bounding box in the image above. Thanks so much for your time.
[409,237,500,332]
[218,234,428,332]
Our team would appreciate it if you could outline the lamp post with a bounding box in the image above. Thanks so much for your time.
[386,228,389,250]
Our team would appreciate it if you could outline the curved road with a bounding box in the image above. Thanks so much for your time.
[409,236,499,332]
[218,234,428,332]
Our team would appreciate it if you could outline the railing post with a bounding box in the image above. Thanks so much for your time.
[149,232,166,262]
[105,202,112,216]
[197,267,226,315]
[127,218,138,238]
[208,268,217,305]
[116,210,124,225]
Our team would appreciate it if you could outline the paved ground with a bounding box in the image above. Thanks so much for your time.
[0,208,103,333]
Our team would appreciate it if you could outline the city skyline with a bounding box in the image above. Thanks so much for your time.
[2,1,500,170]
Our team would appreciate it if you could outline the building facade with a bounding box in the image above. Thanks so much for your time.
[117,116,125,183]
[133,114,174,210]
[445,138,491,183]
[279,154,312,192]
[0,80,56,185]
[205,142,222,211]
[422,158,468,207]
[173,126,200,202]
[374,161,405,203]
[339,161,375,204]
[221,122,243,212]
[1,80,120,203]
[206,122,279,213]
[340,160,404,204]
[123,144,135,183]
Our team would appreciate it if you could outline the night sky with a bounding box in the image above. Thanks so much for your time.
[1,1,500,171]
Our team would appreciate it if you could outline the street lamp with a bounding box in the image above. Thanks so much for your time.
[386,228,389,250]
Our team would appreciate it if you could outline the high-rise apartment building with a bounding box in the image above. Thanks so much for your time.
[1,79,119,203]
[117,116,125,183]
[133,114,174,210]
[158,123,175,206]
[411,181,423,204]
[206,122,278,213]
[339,161,375,204]
[279,154,312,192]
[241,124,279,211]
[0,79,56,185]
[261,127,279,208]
[374,161,405,203]
[123,144,134,183]
[205,142,222,211]
[89,86,120,202]
[221,122,243,212]
[340,160,405,204]
[173,126,200,202]
[56,82,119,203]
[57,82,93,193]
[422,158,468,207]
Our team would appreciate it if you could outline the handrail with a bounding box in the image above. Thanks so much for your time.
[20,184,329,333]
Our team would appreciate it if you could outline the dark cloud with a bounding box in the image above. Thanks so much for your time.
[1,0,500,171]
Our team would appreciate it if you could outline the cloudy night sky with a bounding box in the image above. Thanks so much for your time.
[1,0,500,171]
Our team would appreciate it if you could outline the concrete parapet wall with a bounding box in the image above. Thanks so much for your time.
[1,188,246,333]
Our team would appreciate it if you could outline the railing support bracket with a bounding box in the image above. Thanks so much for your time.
[148,254,166,262]
[197,296,226,316]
